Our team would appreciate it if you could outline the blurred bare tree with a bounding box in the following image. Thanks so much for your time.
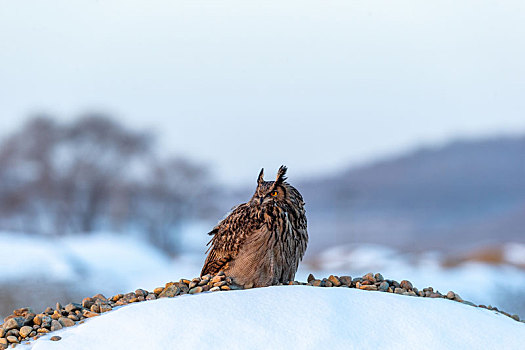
[0,114,218,254]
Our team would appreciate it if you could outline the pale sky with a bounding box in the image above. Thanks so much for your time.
[1,0,524,185]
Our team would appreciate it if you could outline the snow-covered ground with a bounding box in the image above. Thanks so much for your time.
[22,286,525,350]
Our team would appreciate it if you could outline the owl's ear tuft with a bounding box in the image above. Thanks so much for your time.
[257,168,265,185]
[275,165,288,184]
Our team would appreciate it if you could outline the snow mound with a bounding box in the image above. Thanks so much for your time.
[27,286,525,350]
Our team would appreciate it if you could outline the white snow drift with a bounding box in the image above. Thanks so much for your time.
[25,286,525,350]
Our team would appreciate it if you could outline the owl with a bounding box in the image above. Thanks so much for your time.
[201,166,308,287]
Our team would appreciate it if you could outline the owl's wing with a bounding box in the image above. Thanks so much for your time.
[200,204,253,276]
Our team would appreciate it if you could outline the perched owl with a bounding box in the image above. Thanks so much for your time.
[201,166,308,287]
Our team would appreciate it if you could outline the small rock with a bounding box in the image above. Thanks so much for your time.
[446,291,455,300]
[339,276,352,287]
[3,318,24,331]
[37,328,50,334]
[189,287,203,294]
[145,294,157,301]
[378,281,389,292]
[0,338,7,346]
[453,293,463,302]
[307,274,315,283]
[6,336,18,344]
[158,284,180,298]
[210,276,224,284]
[209,286,220,292]
[50,320,62,331]
[135,289,147,297]
[111,294,123,302]
[312,279,322,287]
[220,285,231,290]
[19,326,32,338]
[394,288,405,294]
[50,336,62,341]
[6,330,18,338]
[153,287,164,295]
[374,273,384,282]
[90,304,100,314]
[323,279,333,287]
[44,307,54,315]
[68,315,79,322]
[511,315,520,321]
[100,304,112,313]
[93,294,108,302]
[0,328,4,337]
[82,298,94,309]
[363,273,376,283]
[58,317,75,327]
[82,310,99,318]
[400,280,413,290]
[328,275,341,287]
[56,302,62,311]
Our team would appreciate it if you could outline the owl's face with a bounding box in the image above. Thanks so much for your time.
[250,166,289,206]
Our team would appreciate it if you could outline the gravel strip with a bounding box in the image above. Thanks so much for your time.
[1,271,523,348]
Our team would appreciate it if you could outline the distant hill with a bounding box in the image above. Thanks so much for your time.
[299,135,525,254]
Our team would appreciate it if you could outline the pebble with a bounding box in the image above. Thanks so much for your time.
[158,284,180,298]
[6,336,18,344]
[339,276,352,287]
[92,294,108,302]
[0,328,4,337]
[19,326,32,338]
[328,275,341,287]
[50,320,62,332]
[3,318,24,331]
[378,281,389,292]
[446,291,455,300]
[64,303,81,313]
[189,287,203,294]
[153,287,164,295]
[307,274,315,283]
[58,317,75,328]
[82,298,94,309]
[363,273,376,283]
[50,336,62,341]
[400,280,413,290]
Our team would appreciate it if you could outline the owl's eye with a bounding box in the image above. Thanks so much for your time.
[270,191,278,197]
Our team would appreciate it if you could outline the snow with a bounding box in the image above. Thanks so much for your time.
[0,230,203,294]
[505,243,525,266]
[24,286,525,350]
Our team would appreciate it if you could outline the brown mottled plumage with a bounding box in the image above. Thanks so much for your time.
[201,166,308,287]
